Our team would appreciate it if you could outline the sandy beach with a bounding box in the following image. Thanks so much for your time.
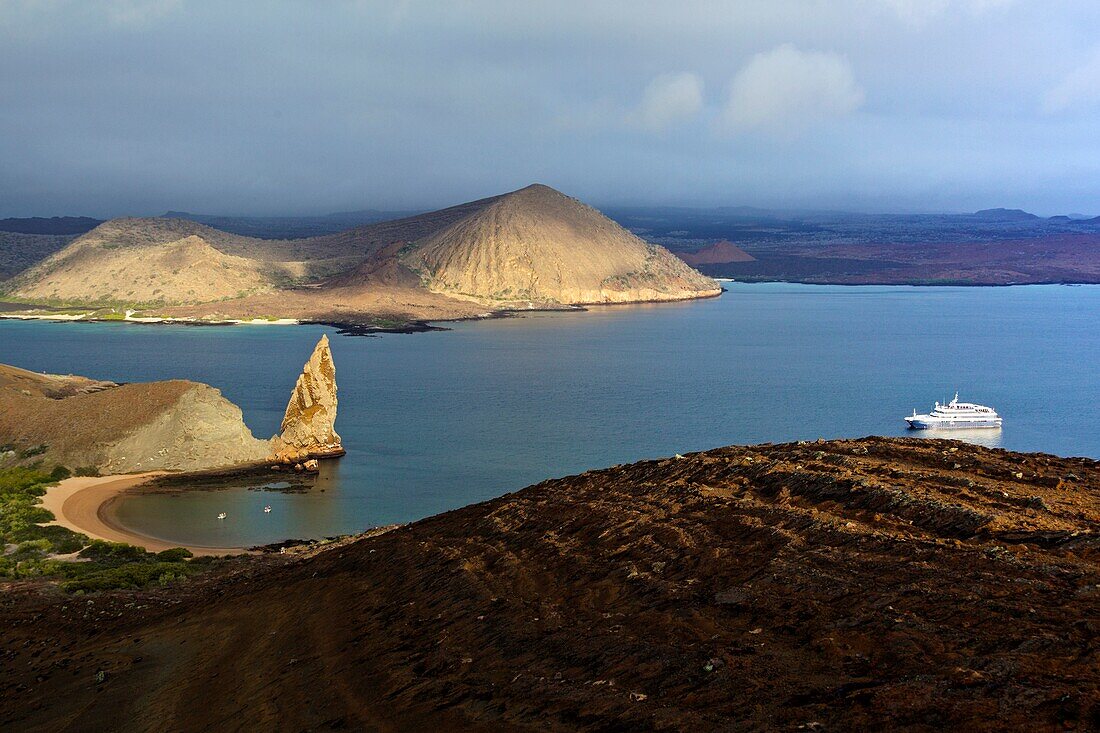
[41,474,249,556]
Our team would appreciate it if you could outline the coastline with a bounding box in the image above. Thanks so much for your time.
[4,281,1098,336]
[0,312,300,326]
[41,474,250,556]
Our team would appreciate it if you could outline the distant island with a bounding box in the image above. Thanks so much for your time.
[0,184,720,329]
[614,206,1100,285]
[5,195,1100,325]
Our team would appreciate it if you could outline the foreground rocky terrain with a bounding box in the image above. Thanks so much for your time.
[1,437,1095,731]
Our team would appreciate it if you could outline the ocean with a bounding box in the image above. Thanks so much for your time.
[2,283,1097,547]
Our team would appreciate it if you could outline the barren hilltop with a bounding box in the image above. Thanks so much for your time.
[403,184,719,304]
[1,184,719,325]
[2,437,1097,731]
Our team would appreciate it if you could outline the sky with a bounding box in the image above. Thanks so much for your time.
[2,0,1100,217]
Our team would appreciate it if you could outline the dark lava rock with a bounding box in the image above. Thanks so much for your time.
[1,437,1097,731]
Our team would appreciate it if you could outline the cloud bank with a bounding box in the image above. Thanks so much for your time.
[0,1,1098,216]
[722,45,864,135]
[1043,46,1100,114]
[630,73,704,132]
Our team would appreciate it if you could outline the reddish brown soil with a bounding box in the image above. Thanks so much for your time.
[707,234,1100,284]
[1,437,1097,731]
[676,240,755,266]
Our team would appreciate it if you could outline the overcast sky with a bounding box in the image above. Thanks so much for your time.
[2,0,1100,217]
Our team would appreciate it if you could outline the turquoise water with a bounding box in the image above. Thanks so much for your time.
[2,283,1097,547]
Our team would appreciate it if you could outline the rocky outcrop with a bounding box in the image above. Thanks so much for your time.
[101,384,271,473]
[270,334,343,464]
[5,438,1099,731]
[0,364,270,472]
[0,336,345,475]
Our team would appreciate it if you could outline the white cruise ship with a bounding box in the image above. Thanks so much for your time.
[905,393,1002,430]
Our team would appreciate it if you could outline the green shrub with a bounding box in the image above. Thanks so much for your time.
[0,499,54,539]
[155,547,193,561]
[10,523,89,554]
[0,467,52,496]
[49,465,71,481]
[74,466,100,477]
[77,540,149,562]
[10,539,52,561]
[13,557,65,578]
[0,468,205,592]
[60,562,195,593]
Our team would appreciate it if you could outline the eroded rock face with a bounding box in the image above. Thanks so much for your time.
[0,363,272,472]
[102,384,271,473]
[270,334,343,463]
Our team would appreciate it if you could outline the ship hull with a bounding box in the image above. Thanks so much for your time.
[905,418,1002,430]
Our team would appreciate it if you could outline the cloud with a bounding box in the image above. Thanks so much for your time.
[629,73,704,132]
[722,45,864,135]
[1042,46,1100,114]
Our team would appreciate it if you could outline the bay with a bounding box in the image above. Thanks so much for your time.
[2,283,1097,547]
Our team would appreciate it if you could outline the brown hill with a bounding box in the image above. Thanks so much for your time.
[3,219,283,305]
[3,186,719,317]
[1,218,366,306]
[0,232,75,280]
[399,184,721,304]
[0,364,270,472]
[2,437,1097,730]
[676,239,755,266]
[306,192,504,258]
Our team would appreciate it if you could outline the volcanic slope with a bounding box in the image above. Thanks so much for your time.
[2,215,382,305]
[2,437,1097,731]
[0,364,270,472]
[398,184,721,304]
[3,218,291,305]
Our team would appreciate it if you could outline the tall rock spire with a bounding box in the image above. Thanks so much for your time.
[271,334,344,464]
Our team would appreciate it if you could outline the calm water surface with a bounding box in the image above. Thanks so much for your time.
[2,283,1097,546]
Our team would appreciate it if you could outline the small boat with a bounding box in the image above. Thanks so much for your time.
[905,393,1002,430]
[263,505,272,513]
[217,512,227,520]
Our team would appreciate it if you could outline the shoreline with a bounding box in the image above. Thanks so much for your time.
[41,474,251,557]
[3,281,1098,334]
[0,312,300,326]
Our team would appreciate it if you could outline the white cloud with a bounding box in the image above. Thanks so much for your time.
[629,73,704,132]
[1042,46,1100,114]
[722,45,864,135]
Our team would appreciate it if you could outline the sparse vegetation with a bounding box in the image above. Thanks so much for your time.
[0,467,203,591]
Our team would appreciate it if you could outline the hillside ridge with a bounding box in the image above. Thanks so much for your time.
[1,437,1096,730]
[401,184,720,304]
[2,184,719,318]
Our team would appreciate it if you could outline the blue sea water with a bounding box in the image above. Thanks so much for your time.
[2,283,1097,547]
